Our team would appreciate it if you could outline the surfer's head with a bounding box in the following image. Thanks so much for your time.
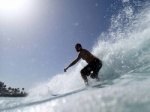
[75,43,82,52]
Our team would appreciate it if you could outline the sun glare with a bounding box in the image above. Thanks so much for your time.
[0,0,26,14]
[0,0,35,22]
[0,0,23,9]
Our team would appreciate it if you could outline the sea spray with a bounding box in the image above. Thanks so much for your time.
[93,0,150,79]
[1,1,150,112]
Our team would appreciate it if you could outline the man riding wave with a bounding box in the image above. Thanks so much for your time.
[64,43,102,86]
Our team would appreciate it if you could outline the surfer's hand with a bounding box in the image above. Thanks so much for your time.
[64,68,67,72]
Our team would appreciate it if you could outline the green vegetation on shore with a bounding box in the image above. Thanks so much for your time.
[0,81,28,97]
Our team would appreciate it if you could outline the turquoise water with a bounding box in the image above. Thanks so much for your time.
[1,1,150,112]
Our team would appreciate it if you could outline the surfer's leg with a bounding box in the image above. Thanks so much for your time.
[80,71,88,85]
[95,74,100,81]
[90,59,102,81]
[96,60,102,81]
[91,72,99,79]
[80,67,90,86]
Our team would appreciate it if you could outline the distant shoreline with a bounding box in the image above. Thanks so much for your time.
[0,93,28,97]
[0,81,28,98]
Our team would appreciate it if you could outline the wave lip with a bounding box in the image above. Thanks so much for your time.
[93,0,150,80]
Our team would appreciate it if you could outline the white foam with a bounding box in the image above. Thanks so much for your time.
[2,1,150,112]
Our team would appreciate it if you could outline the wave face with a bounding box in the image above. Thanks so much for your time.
[93,0,150,80]
[1,0,150,112]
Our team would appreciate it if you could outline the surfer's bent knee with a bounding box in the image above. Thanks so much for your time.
[80,69,85,76]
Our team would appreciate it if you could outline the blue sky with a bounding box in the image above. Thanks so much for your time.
[0,0,143,89]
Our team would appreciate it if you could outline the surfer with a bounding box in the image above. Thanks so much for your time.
[64,43,102,86]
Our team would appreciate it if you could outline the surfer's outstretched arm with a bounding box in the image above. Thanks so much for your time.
[64,54,81,72]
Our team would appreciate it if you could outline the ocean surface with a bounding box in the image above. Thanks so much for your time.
[1,0,150,112]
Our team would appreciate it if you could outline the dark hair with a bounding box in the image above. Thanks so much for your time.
[75,43,82,47]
